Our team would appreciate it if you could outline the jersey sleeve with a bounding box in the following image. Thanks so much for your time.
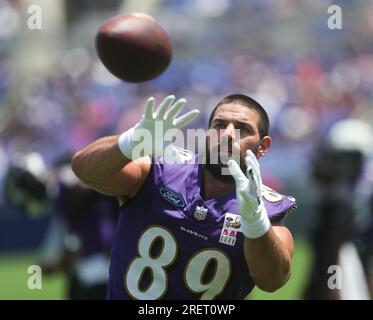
[150,150,196,187]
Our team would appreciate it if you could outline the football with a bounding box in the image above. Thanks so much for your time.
[95,13,172,83]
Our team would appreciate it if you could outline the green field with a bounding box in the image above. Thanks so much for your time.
[0,236,312,300]
[250,236,313,300]
[0,253,66,300]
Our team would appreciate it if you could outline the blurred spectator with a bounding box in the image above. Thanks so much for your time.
[303,119,373,300]
[353,156,373,298]
[3,153,119,299]
[39,154,119,299]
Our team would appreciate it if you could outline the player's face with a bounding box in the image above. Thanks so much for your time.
[205,103,270,180]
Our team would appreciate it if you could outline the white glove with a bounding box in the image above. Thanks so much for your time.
[227,150,270,239]
[118,95,199,163]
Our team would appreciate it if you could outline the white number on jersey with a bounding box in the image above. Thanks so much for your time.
[124,225,232,299]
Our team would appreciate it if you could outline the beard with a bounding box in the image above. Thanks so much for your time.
[204,151,235,183]
[204,140,259,183]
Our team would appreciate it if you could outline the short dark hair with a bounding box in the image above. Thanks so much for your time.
[208,94,270,139]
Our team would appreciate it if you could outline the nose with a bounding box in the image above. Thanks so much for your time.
[222,123,236,141]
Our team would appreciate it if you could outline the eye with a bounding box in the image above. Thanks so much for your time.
[213,122,225,129]
[237,125,249,132]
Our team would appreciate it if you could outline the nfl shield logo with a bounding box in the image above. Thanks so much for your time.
[194,205,208,221]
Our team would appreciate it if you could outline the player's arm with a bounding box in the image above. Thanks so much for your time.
[72,95,199,197]
[243,222,293,292]
[71,136,150,197]
[228,151,293,292]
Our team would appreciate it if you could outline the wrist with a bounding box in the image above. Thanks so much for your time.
[118,127,136,160]
[240,205,270,239]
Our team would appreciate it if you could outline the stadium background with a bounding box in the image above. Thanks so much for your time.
[0,0,372,299]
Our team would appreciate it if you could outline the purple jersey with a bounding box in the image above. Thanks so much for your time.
[107,154,296,300]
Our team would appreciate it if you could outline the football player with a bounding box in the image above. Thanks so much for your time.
[72,94,296,299]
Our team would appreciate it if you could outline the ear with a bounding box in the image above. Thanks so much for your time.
[257,136,272,158]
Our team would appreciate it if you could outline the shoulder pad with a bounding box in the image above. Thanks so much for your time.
[262,185,297,221]
[173,146,194,163]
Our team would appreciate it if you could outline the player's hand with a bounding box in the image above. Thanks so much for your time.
[118,95,199,162]
[227,150,270,239]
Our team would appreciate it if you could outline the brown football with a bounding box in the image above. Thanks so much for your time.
[95,13,172,83]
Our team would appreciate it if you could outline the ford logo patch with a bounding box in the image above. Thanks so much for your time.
[159,186,186,208]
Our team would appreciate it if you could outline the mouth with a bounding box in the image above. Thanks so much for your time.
[207,141,241,167]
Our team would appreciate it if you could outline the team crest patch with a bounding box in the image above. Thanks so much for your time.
[194,205,208,221]
[219,212,242,246]
[159,186,186,208]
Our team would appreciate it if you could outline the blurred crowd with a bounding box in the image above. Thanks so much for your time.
[0,0,372,299]
[0,1,371,177]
